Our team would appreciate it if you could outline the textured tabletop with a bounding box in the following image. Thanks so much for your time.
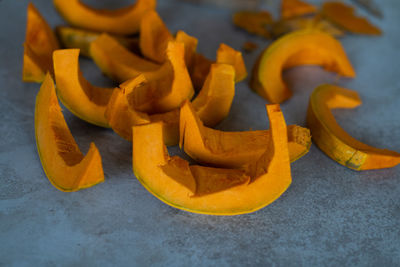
[1,0,400,266]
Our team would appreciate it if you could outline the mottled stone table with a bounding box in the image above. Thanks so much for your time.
[1,0,399,265]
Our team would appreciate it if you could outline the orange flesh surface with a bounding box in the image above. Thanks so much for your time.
[281,0,317,19]
[251,29,355,104]
[35,73,104,191]
[132,104,292,215]
[307,84,400,170]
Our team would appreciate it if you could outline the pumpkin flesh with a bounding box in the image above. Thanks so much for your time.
[35,74,104,191]
[307,84,400,170]
[251,30,355,103]
[53,0,156,35]
[132,104,292,215]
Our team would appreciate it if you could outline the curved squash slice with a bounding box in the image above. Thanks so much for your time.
[35,73,104,191]
[251,30,355,104]
[140,10,173,63]
[56,26,140,58]
[175,30,198,69]
[23,3,59,83]
[307,84,400,170]
[180,101,311,168]
[53,0,156,35]
[90,33,161,83]
[53,49,114,128]
[105,63,235,145]
[132,104,292,215]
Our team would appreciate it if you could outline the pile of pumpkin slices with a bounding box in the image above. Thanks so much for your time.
[24,0,400,215]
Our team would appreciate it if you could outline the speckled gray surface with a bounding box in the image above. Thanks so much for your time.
[1,0,400,266]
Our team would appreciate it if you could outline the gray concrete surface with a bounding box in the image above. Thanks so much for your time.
[1,0,400,266]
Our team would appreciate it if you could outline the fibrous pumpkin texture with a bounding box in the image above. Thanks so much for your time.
[35,73,104,192]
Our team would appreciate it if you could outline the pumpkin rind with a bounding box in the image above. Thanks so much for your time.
[251,29,355,103]
[35,73,104,191]
[132,104,292,215]
[307,84,400,170]
[53,0,156,35]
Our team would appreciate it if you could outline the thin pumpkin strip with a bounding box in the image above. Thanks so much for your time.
[281,0,317,19]
[307,84,400,170]
[322,1,382,35]
[35,73,104,192]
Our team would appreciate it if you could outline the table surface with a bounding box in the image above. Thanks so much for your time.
[1,0,400,266]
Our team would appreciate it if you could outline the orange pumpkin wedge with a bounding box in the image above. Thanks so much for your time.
[23,3,59,83]
[132,104,292,215]
[307,84,400,170]
[105,63,235,145]
[251,29,355,104]
[55,26,140,58]
[175,30,198,69]
[53,49,114,128]
[53,0,156,35]
[90,33,161,83]
[35,73,104,191]
[180,100,311,168]
[281,0,317,19]
[139,10,174,63]
[322,2,382,35]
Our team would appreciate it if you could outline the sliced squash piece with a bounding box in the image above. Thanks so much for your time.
[55,26,140,58]
[175,30,198,69]
[281,0,317,19]
[190,53,214,90]
[35,73,104,191]
[53,49,114,128]
[139,10,174,63]
[132,104,292,215]
[251,29,355,104]
[105,63,235,145]
[180,100,311,168]
[53,0,156,35]
[23,3,59,82]
[90,33,162,83]
[307,84,400,170]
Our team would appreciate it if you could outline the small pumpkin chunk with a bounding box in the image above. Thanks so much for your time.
[322,1,382,35]
[53,0,156,35]
[140,10,174,63]
[307,84,400,170]
[251,30,355,103]
[35,73,104,191]
[180,101,311,168]
[53,49,114,128]
[281,0,317,19]
[23,3,59,83]
[232,10,273,39]
[56,26,140,58]
[132,104,292,215]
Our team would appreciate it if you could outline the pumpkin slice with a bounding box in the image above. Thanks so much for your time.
[251,29,355,104]
[53,49,114,128]
[180,100,310,168]
[232,10,273,39]
[175,30,198,69]
[35,73,104,191]
[53,0,156,35]
[55,26,140,58]
[105,63,235,145]
[281,0,317,19]
[23,3,59,83]
[90,33,162,83]
[322,1,382,35]
[190,43,247,90]
[125,41,194,114]
[140,10,174,63]
[307,84,400,170]
[132,104,292,215]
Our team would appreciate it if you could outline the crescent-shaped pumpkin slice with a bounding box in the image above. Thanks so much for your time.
[35,73,104,191]
[132,104,292,215]
[23,3,59,83]
[251,29,355,104]
[180,100,311,168]
[105,63,235,145]
[90,33,161,83]
[307,84,400,170]
[53,0,156,35]
[53,49,114,128]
